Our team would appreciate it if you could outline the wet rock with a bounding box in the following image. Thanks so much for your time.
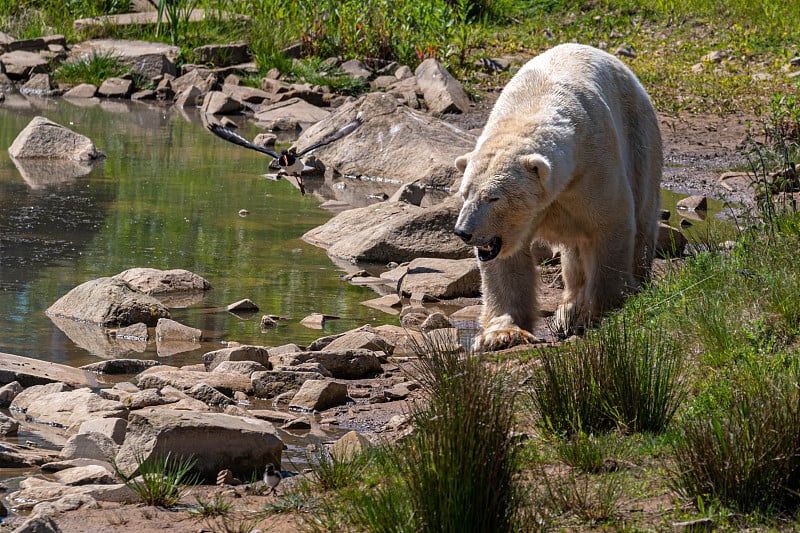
[20,73,53,95]
[677,195,708,211]
[80,358,158,375]
[114,408,282,482]
[303,196,471,264]
[78,418,127,445]
[112,322,149,341]
[9,116,104,161]
[0,443,56,468]
[300,313,326,329]
[203,345,271,372]
[114,267,211,296]
[46,277,170,327]
[97,77,134,98]
[59,432,119,463]
[294,93,476,188]
[226,298,259,312]
[155,318,201,342]
[0,381,23,407]
[360,294,402,314]
[260,315,278,329]
[288,380,348,411]
[202,90,243,115]
[414,58,470,114]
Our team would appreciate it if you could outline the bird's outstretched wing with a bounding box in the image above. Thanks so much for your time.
[295,116,363,157]
[207,123,280,159]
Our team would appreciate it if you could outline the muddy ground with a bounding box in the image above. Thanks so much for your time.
[0,99,761,531]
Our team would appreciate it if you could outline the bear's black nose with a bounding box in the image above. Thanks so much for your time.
[454,228,472,243]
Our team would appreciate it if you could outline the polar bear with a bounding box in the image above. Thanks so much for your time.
[454,43,662,351]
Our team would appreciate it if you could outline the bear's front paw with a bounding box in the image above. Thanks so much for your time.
[473,327,541,352]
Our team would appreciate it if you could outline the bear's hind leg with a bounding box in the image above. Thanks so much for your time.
[474,246,541,351]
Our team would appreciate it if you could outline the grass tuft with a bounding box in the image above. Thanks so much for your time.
[115,451,201,508]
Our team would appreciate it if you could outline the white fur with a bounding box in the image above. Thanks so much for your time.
[455,43,662,351]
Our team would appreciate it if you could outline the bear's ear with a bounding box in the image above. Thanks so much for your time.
[520,154,551,181]
[455,154,471,172]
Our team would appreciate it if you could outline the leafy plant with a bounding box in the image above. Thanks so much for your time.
[115,452,201,507]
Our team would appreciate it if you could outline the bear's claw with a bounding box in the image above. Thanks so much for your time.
[473,327,542,352]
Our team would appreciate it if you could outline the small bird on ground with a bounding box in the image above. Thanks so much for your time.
[207,116,363,195]
[263,463,281,495]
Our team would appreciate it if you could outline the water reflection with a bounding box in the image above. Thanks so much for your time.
[0,94,396,367]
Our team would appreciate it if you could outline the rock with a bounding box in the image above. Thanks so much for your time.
[97,77,134,98]
[20,73,53,95]
[676,195,708,211]
[384,383,412,400]
[360,294,402,314]
[0,381,23,407]
[0,412,19,436]
[282,349,382,379]
[324,328,395,356]
[300,313,326,329]
[201,90,243,115]
[113,267,211,295]
[226,298,259,312]
[10,477,135,506]
[222,83,271,104]
[41,458,114,473]
[112,322,149,341]
[9,382,72,412]
[339,59,372,80]
[46,277,170,327]
[331,430,372,462]
[53,464,117,486]
[31,493,99,517]
[303,196,471,263]
[414,58,470,114]
[19,388,127,429]
[69,39,179,79]
[288,380,348,411]
[114,408,283,482]
[125,388,169,410]
[80,358,158,375]
[186,383,232,407]
[261,315,278,329]
[273,362,332,378]
[10,513,61,533]
[247,409,298,425]
[420,312,454,331]
[0,50,49,79]
[175,85,203,107]
[172,69,219,94]
[193,42,250,66]
[63,83,98,98]
[155,318,201,342]
[0,443,56,468]
[203,345,271,372]
[388,180,426,206]
[657,223,688,258]
[212,360,268,376]
[250,370,326,397]
[78,418,128,445]
[396,257,481,299]
[9,116,104,161]
[293,93,476,188]
[254,97,330,128]
[59,432,119,463]
[136,369,252,396]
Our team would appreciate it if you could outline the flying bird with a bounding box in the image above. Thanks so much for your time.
[207,116,363,195]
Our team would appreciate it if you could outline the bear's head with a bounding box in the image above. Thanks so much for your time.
[454,142,553,262]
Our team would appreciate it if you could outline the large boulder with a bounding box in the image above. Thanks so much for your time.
[114,408,282,482]
[254,97,330,129]
[281,349,382,379]
[46,277,170,328]
[415,58,471,114]
[14,388,127,429]
[302,196,471,263]
[9,116,104,161]
[288,380,348,411]
[68,39,179,79]
[293,92,476,188]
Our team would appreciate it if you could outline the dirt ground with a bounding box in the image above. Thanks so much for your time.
[0,102,761,532]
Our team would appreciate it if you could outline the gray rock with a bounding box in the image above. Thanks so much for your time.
[0,50,49,79]
[155,318,201,342]
[303,196,471,263]
[193,42,250,66]
[9,382,72,412]
[294,93,475,188]
[63,83,98,98]
[388,180,426,206]
[288,380,348,411]
[203,345,271,372]
[9,116,104,161]
[283,349,382,378]
[69,39,179,79]
[420,312,454,331]
[78,418,128,445]
[20,388,127,430]
[0,411,19,436]
[339,59,372,80]
[254,97,330,128]
[396,257,481,299]
[53,465,117,486]
[175,85,203,107]
[114,408,282,482]
[80,358,158,374]
[172,69,218,94]
[324,328,395,355]
[676,195,708,211]
[226,298,259,312]
[20,73,53,95]
[10,512,62,533]
[97,77,134,98]
[212,360,268,376]
[250,370,326,398]
[59,432,119,463]
[136,369,252,396]
[186,383,232,407]
[114,267,211,295]
[201,90,243,115]
[657,223,687,257]
[126,388,168,409]
[31,493,99,517]
[0,381,23,407]
[222,83,270,104]
[414,58,470,114]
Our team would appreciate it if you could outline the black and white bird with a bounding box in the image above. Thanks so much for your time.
[263,463,281,496]
[207,116,363,195]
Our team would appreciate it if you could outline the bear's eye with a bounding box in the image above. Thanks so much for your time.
[487,196,500,203]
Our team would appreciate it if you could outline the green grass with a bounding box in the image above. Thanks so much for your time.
[53,51,134,87]
[115,452,201,507]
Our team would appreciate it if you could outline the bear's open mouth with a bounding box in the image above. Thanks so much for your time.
[476,237,502,262]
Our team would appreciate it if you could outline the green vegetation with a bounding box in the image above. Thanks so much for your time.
[53,51,133,87]
[115,452,201,507]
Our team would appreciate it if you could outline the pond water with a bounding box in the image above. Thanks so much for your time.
[0,95,397,370]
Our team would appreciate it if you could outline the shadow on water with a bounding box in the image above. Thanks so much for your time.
[0,94,397,368]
